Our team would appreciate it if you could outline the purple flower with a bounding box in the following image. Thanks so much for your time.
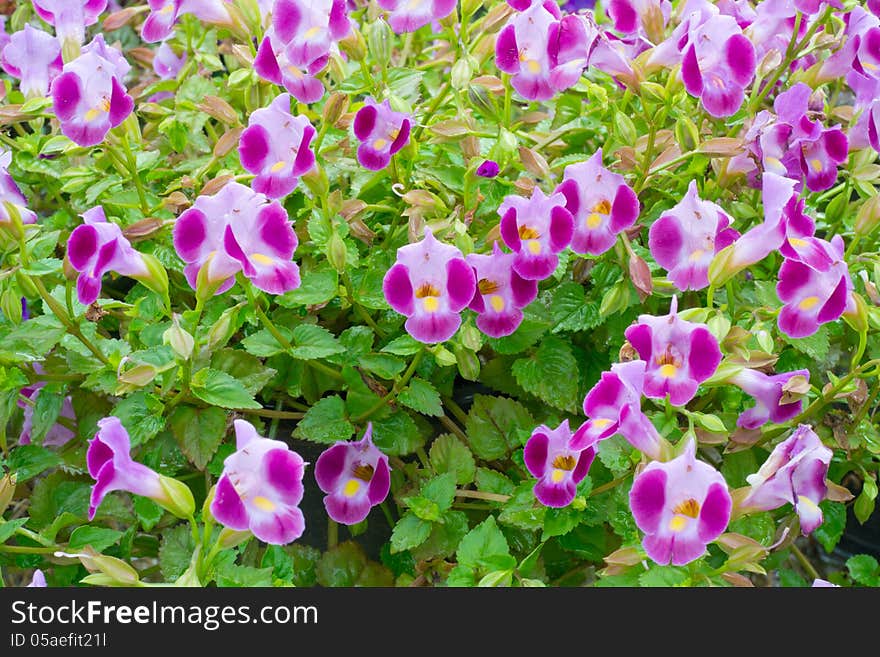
[0,150,37,226]
[377,0,455,33]
[742,424,832,534]
[744,0,801,66]
[67,207,151,305]
[148,41,186,103]
[1,25,62,98]
[142,0,233,43]
[18,386,76,448]
[238,93,316,199]
[606,0,671,42]
[254,33,328,104]
[465,242,538,338]
[681,14,755,118]
[728,368,810,429]
[270,0,350,64]
[581,359,664,460]
[173,181,301,296]
[648,180,740,291]
[32,0,107,46]
[210,419,306,545]
[50,47,134,147]
[794,0,842,14]
[817,6,878,84]
[812,578,839,587]
[352,97,411,171]
[498,187,574,281]
[87,416,175,520]
[476,160,500,178]
[555,148,640,256]
[495,1,594,101]
[524,419,596,508]
[382,228,475,343]
[709,172,814,284]
[81,34,130,80]
[314,423,391,525]
[776,235,852,338]
[624,296,722,406]
[630,439,732,566]
[27,570,47,587]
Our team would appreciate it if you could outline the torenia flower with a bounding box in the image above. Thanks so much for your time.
[466,242,539,338]
[271,0,350,64]
[238,93,316,199]
[555,148,640,256]
[1,25,62,98]
[648,180,739,291]
[681,14,755,117]
[314,423,391,525]
[32,0,107,46]
[777,235,852,338]
[211,419,307,545]
[382,228,475,343]
[581,360,664,460]
[728,368,810,429]
[606,0,671,42]
[623,296,722,406]
[148,41,186,102]
[741,424,832,534]
[353,97,411,171]
[50,47,134,147]
[524,419,596,508]
[630,439,732,566]
[27,570,47,587]
[87,416,194,520]
[67,207,154,305]
[0,150,37,226]
[499,187,574,281]
[142,0,233,43]
[173,181,300,296]
[495,1,594,101]
[708,172,813,286]
[254,33,328,104]
[377,0,456,33]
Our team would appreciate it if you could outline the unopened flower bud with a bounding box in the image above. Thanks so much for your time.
[454,344,481,381]
[131,252,169,300]
[855,195,880,237]
[157,474,196,519]
[451,56,476,91]
[206,303,244,350]
[164,314,195,360]
[327,231,348,273]
[1,288,23,325]
[0,474,16,514]
[367,20,392,68]
[322,92,349,127]
[460,323,483,352]
[57,548,141,586]
[339,26,367,61]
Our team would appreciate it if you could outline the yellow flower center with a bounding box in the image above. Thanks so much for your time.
[798,296,820,310]
[343,479,361,498]
[526,240,541,255]
[373,138,388,150]
[270,160,287,173]
[668,498,700,532]
[304,26,322,38]
[593,418,613,428]
[765,156,783,169]
[518,226,540,240]
[586,213,603,229]
[489,295,505,312]
[286,65,304,79]
[423,296,439,312]
[478,278,500,295]
[550,469,565,484]
[525,59,542,74]
[252,496,276,512]
[659,364,678,379]
[415,283,440,313]
[788,237,807,247]
[552,454,577,471]
[810,158,823,173]
[250,253,275,266]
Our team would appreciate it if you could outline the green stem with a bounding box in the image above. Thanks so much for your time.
[438,414,468,443]
[327,519,338,549]
[455,489,510,503]
[353,348,425,423]
[16,527,55,547]
[119,134,149,216]
[441,395,469,425]
[706,285,715,309]
[791,542,820,581]
[412,83,452,141]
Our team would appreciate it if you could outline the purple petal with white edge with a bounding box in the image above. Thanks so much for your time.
[523,431,550,478]
[548,205,574,252]
[250,506,305,545]
[534,478,577,508]
[610,184,640,232]
[624,323,653,363]
[445,258,476,312]
[500,207,522,252]
[510,271,539,307]
[642,532,674,566]
[353,104,377,141]
[405,310,461,343]
[681,45,703,96]
[239,124,271,173]
[670,532,708,566]
[253,37,282,85]
[367,458,391,506]
[697,482,732,542]
[272,0,302,43]
[325,492,373,525]
[314,443,348,494]
[687,327,722,381]
[50,71,81,122]
[725,33,756,86]
[108,76,133,127]
[263,448,305,505]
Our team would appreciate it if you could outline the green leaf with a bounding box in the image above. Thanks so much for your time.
[216,563,274,587]
[242,328,290,358]
[113,391,166,446]
[457,516,510,570]
[0,518,28,544]
[412,510,469,562]
[190,368,261,409]
[390,512,433,553]
[421,473,456,511]
[68,526,124,553]
[358,354,406,379]
[169,405,228,469]
[638,565,690,587]
[316,541,368,587]
[292,395,354,444]
[465,394,534,460]
[159,525,195,582]
[429,434,476,485]
[475,467,515,495]
[28,387,64,444]
[543,506,583,539]
[211,349,276,396]
[549,282,602,333]
[277,267,338,307]
[290,324,345,360]
[1,315,65,361]
[782,325,829,361]
[498,483,546,531]
[370,411,424,456]
[398,377,443,416]
[597,435,634,477]
[486,318,549,355]
[8,445,62,482]
[512,336,579,412]
[446,564,476,587]
[854,475,878,524]
[403,496,443,522]
[689,411,727,433]
[846,555,880,587]
[814,501,847,553]
[381,334,422,356]
[134,497,164,532]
